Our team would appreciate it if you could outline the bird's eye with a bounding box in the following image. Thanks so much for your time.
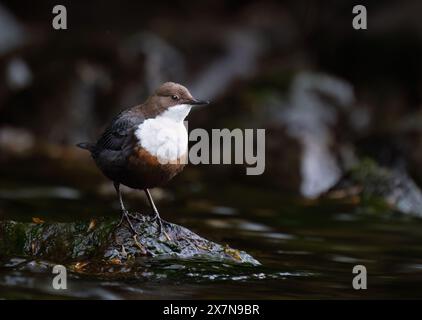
[171,95,179,100]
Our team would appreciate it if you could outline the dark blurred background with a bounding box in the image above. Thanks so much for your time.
[4,0,422,300]
[1,0,422,199]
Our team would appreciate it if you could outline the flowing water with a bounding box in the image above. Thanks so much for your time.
[1,161,422,299]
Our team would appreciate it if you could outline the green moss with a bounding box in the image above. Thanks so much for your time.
[0,214,260,266]
[345,158,422,216]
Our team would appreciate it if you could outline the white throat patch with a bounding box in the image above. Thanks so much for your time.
[135,104,191,162]
[160,104,192,122]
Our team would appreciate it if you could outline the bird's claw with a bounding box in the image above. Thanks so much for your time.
[117,210,140,235]
[151,213,171,241]
[127,212,143,221]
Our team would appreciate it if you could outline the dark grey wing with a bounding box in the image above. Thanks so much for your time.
[95,113,136,153]
[94,109,147,152]
[91,111,144,179]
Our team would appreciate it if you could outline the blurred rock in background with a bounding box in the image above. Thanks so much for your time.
[1,0,422,207]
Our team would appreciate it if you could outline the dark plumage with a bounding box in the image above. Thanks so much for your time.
[77,82,209,236]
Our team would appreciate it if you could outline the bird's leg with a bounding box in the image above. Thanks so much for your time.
[144,189,170,239]
[114,182,139,234]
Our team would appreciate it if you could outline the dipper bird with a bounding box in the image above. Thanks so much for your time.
[77,82,209,235]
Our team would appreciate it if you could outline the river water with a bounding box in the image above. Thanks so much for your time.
[1,163,422,299]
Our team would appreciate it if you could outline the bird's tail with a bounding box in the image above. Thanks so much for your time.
[76,142,95,152]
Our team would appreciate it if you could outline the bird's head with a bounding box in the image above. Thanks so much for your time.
[147,82,209,122]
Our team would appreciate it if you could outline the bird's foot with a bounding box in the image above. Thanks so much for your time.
[117,210,139,235]
[127,212,143,221]
[151,213,171,241]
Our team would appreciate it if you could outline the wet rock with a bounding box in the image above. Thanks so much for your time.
[0,4,26,55]
[235,71,366,196]
[5,58,32,90]
[328,159,422,217]
[273,72,359,198]
[191,29,265,101]
[0,126,34,156]
[122,32,186,93]
[0,214,260,266]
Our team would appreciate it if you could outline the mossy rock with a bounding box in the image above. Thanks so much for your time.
[331,159,422,216]
[0,214,260,267]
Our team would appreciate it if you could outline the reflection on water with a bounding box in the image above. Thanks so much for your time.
[0,187,81,200]
[2,175,422,299]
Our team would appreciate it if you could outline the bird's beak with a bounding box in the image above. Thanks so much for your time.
[189,99,210,106]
